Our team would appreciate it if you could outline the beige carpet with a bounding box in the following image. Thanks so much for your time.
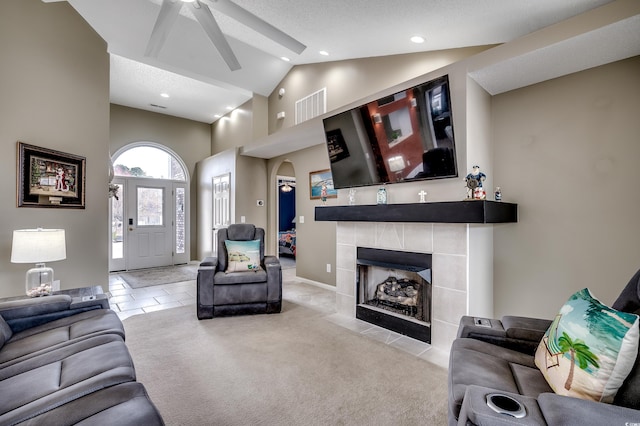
[117,264,198,288]
[123,293,449,425]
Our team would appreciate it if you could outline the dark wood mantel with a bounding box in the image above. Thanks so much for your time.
[315,200,517,224]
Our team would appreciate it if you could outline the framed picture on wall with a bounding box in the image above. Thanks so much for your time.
[17,142,86,208]
[309,169,337,200]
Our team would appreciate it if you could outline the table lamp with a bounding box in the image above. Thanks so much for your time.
[11,228,66,297]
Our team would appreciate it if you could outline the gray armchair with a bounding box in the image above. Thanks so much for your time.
[448,268,640,425]
[196,224,282,319]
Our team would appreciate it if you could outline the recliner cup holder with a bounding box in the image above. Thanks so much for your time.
[486,393,526,418]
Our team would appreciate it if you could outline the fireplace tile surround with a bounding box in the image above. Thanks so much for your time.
[317,200,517,353]
[335,222,469,352]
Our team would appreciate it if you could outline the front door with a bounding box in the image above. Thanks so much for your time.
[127,178,173,270]
[110,177,186,271]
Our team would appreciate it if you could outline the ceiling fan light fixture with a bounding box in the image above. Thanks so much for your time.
[280,181,294,192]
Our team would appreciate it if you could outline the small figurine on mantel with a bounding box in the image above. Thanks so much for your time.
[418,190,428,203]
[321,184,328,205]
[376,185,388,205]
[494,186,502,202]
[348,188,356,205]
[465,165,487,200]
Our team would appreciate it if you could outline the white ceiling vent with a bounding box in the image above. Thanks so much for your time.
[295,88,326,125]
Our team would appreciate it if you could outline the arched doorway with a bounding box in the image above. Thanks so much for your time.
[276,161,296,269]
[109,143,189,272]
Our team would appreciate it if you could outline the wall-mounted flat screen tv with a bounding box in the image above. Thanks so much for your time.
[322,75,457,189]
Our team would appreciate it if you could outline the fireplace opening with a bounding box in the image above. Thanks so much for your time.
[356,247,432,343]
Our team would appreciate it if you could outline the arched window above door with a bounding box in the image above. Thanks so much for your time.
[113,145,186,181]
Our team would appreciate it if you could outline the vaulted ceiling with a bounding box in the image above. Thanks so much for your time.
[44,0,637,124]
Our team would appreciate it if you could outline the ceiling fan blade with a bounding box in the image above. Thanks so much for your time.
[206,0,306,55]
[145,0,183,57]
[191,2,241,71]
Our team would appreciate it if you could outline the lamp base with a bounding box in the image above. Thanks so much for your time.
[26,263,54,297]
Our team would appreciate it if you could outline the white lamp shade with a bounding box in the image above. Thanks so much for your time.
[11,229,66,264]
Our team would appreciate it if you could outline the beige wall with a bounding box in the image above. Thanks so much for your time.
[110,105,211,260]
[212,95,268,155]
[254,9,640,315]
[235,155,268,232]
[0,0,110,296]
[268,46,493,134]
[276,161,295,177]
[196,149,268,260]
[199,95,270,260]
[268,145,336,285]
[254,49,491,287]
[492,56,640,318]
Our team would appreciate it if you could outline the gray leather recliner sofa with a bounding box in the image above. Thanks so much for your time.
[0,294,164,425]
[448,269,640,425]
[197,224,282,319]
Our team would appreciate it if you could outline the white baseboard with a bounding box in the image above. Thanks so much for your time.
[293,276,336,292]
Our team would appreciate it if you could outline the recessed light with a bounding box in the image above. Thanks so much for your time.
[226,106,233,110]
[319,50,329,56]
[160,93,170,98]
[214,114,221,118]
[410,36,425,44]
[181,0,196,3]
[281,56,291,62]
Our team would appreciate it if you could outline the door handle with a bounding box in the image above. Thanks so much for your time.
[129,227,134,231]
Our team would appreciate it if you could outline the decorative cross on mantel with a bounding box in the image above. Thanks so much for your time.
[418,190,427,203]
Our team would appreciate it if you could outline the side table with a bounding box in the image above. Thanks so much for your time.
[0,286,110,310]
[54,285,110,309]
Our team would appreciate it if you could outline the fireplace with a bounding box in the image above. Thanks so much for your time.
[356,247,432,343]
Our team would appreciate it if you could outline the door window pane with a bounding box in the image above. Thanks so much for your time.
[114,146,186,181]
[175,187,185,254]
[137,187,163,226]
[111,183,124,259]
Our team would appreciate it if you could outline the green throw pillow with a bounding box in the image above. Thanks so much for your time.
[534,288,639,403]
[224,240,261,273]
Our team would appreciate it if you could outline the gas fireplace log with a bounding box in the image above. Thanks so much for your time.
[375,277,419,306]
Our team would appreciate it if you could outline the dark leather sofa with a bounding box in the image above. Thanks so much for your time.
[197,224,282,319]
[0,294,164,425]
[448,269,640,425]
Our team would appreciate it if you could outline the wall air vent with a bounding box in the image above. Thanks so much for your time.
[149,103,167,109]
[295,87,326,125]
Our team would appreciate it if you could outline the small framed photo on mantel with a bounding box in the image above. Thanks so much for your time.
[17,142,86,209]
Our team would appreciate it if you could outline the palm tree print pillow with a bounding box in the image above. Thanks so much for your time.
[224,240,261,273]
[534,288,639,403]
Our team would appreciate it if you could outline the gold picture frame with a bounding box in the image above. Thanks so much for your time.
[17,142,86,209]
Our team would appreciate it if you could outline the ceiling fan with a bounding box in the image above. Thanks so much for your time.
[145,0,307,71]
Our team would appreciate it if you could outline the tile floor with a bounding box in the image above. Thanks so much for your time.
[108,266,448,368]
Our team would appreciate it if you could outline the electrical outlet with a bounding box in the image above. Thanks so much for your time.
[240,216,245,223]
[299,216,304,224]
[326,264,331,273]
